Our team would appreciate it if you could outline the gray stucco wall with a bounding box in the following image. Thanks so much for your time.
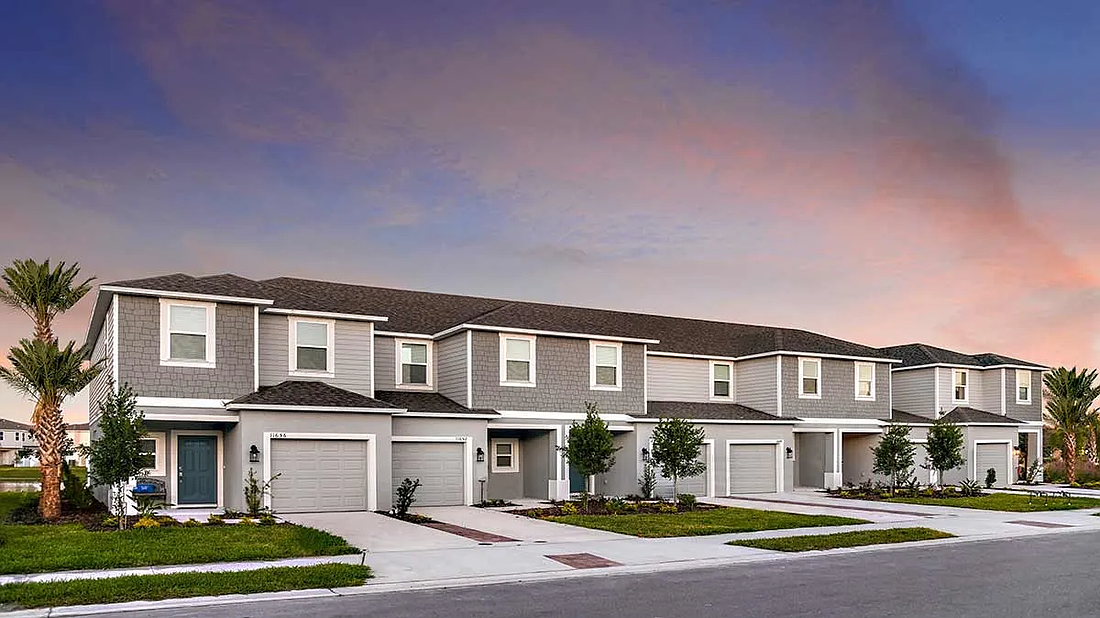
[1005,369,1043,422]
[469,332,645,415]
[736,357,777,414]
[595,431,639,496]
[780,357,891,419]
[258,315,373,396]
[436,334,468,405]
[117,295,254,400]
[891,369,934,416]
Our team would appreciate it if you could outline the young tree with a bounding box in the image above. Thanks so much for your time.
[85,383,147,530]
[0,259,95,520]
[1044,367,1100,484]
[650,418,706,498]
[872,424,916,494]
[0,339,101,519]
[559,402,621,511]
[925,417,965,487]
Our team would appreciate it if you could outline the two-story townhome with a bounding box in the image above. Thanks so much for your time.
[0,419,36,466]
[880,344,1048,485]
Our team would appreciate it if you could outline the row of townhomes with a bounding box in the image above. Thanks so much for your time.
[82,274,1047,513]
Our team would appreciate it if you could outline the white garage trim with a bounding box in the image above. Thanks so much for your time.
[391,436,474,505]
[725,439,784,494]
[489,423,566,500]
[263,432,378,511]
[169,430,224,508]
[972,440,1013,483]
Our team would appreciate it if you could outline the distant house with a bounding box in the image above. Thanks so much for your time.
[67,422,90,466]
[0,419,38,466]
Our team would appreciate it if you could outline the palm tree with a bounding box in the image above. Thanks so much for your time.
[0,259,94,343]
[1043,367,1100,485]
[0,340,102,519]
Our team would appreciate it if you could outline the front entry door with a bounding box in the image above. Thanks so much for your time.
[178,436,217,505]
[569,464,587,493]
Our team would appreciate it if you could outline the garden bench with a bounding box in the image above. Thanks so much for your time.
[132,477,167,503]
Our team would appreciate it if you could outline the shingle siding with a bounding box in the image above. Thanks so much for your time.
[1005,369,1043,422]
[436,333,467,405]
[117,296,253,399]
[469,331,644,414]
[891,369,934,417]
[735,357,777,415]
[647,356,712,402]
[258,314,373,396]
[780,357,890,419]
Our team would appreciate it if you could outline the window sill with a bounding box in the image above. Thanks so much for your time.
[855,396,876,402]
[798,394,821,400]
[161,359,216,369]
[710,396,734,402]
[396,383,434,391]
[491,468,520,474]
[1016,400,1031,405]
[289,370,336,379]
[590,385,622,392]
[499,381,537,388]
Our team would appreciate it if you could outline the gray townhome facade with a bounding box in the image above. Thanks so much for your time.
[83,273,1047,514]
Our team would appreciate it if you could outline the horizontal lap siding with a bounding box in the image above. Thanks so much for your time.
[436,334,466,403]
[978,369,1003,415]
[736,357,777,414]
[647,356,711,402]
[88,304,114,424]
[258,315,373,395]
[373,336,397,391]
[891,369,933,417]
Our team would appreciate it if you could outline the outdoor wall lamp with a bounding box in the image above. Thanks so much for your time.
[476,447,485,463]
[249,444,261,463]
[641,447,650,461]
[785,447,794,460]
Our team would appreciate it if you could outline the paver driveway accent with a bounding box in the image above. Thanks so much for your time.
[413,506,628,543]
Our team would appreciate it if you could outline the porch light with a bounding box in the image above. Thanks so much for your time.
[785,447,794,460]
[641,447,650,461]
[249,444,261,463]
[476,447,485,463]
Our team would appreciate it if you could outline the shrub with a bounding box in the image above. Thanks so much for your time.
[183,518,202,527]
[558,502,579,516]
[132,515,160,529]
[638,461,657,500]
[392,477,422,518]
[605,497,626,514]
[658,503,678,513]
[984,468,997,489]
[156,516,176,526]
[238,516,257,526]
[959,480,984,497]
[259,513,277,526]
[677,493,698,510]
[6,495,45,525]
[101,515,118,528]
[129,490,164,518]
[621,501,639,512]
[1021,460,1041,485]
[1044,460,1100,485]
[244,468,281,516]
[206,514,225,526]
[60,461,98,511]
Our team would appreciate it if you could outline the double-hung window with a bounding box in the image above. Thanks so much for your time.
[159,300,215,366]
[953,369,969,402]
[398,340,432,387]
[590,341,622,390]
[711,362,732,398]
[1016,370,1032,404]
[491,439,519,473]
[500,335,536,386]
[799,357,821,398]
[855,362,875,400]
[289,318,334,375]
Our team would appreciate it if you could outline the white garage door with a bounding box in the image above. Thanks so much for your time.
[729,443,778,494]
[270,439,369,513]
[656,443,709,499]
[392,442,465,506]
[912,444,932,484]
[976,443,1010,487]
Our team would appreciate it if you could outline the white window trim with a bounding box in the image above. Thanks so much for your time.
[953,368,969,404]
[590,341,623,391]
[798,357,822,399]
[490,438,520,473]
[854,362,876,401]
[139,432,166,476]
[1016,369,1032,404]
[159,299,216,367]
[710,360,733,400]
[395,339,434,389]
[499,333,537,387]
[288,317,336,377]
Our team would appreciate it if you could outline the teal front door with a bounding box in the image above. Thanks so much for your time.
[177,436,217,505]
[569,464,587,493]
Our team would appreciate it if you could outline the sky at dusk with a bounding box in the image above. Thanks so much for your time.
[2,1,1099,424]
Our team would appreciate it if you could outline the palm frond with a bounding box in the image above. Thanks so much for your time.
[0,258,96,326]
[1,339,103,402]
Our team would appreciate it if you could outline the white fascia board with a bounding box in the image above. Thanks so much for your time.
[374,330,433,339]
[143,413,240,422]
[890,363,1046,372]
[98,285,274,306]
[629,418,798,425]
[646,351,740,362]
[225,404,406,413]
[735,351,903,364]
[434,323,660,345]
[135,397,227,408]
[494,410,636,422]
[393,412,500,420]
[264,308,389,322]
[796,417,889,426]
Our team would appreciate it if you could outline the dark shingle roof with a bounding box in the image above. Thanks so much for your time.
[880,344,1046,370]
[641,400,795,422]
[227,381,396,410]
[373,391,497,416]
[0,418,32,431]
[107,274,275,302]
[882,409,935,425]
[66,423,89,431]
[942,406,1024,425]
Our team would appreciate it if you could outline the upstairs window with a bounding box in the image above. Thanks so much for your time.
[855,362,875,400]
[712,362,732,398]
[290,318,334,375]
[591,342,622,390]
[953,369,969,402]
[500,335,536,386]
[160,300,216,366]
[398,341,432,387]
[799,358,821,398]
[1016,369,1032,404]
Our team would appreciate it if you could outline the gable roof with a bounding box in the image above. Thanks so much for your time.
[942,406,1024,425]
[372,391,497,416]
[882,409,935,425]
[880,343,1046,370]
[640,400,795,422]
[226,381,396,411]
[0,418,32,431]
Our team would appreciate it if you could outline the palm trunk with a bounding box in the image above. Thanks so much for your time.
[1065,433,1078,485]
[34,399,65,520]
[1089,427,1098,466]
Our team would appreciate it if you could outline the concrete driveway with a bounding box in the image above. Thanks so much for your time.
[413,506,627,542]
[282,511,477,552]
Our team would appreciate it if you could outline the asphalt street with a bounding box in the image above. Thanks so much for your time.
[81,530,1100,618]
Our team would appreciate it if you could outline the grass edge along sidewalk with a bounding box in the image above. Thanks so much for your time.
[545,506,869,538]
[0,563,372,610]
[729,527,955,552]
[883,492,1100,512]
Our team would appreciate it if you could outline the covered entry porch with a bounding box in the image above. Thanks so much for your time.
[486,425,565,502]
[794,420,883,489]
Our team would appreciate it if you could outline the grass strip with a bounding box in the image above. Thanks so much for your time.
[545,507,868,538]
[729,527,953,552]
[0,563,372,609]
[885,493,1100,512]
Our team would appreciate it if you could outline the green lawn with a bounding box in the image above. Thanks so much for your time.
[545,507,868,538]
[885,493,1100,512]
[0,492,35,520]
[729,527,954,552]
[0,563,372,610]
[0,466,86,481]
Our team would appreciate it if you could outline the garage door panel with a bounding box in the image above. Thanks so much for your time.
[271,439,370,513]
[392,442,465,507]
[656,444,709,499]
[976,443,1010,487]
[729,444,778,494]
